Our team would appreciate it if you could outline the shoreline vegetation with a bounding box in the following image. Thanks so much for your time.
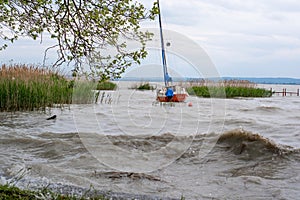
[96,81,117,90]
[0,184,108,200]
[1,64,273,112]
[0,64,73,112]
[0,184,185,200]
[185,80,272,98]
[187,86,272,98]
[0,64,117,112]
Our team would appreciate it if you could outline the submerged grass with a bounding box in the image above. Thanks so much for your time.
[0,64,73,112]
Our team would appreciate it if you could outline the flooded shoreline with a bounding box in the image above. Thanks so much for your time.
[1,85,300,199]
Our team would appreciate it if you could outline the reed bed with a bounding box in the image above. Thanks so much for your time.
[186,79,271,98]
[130,82,155,90]
[96,81,117,90]
[0,64,73,111]
[187,86,272,98]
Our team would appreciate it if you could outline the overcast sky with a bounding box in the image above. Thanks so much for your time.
[1,0,300,78]
[141,0,300,78]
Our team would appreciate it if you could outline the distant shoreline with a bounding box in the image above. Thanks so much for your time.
[116,77,300,85]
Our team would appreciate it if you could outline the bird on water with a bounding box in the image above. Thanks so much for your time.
[46,115,57,120]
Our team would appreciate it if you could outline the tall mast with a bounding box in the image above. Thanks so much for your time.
[157,0,170,87]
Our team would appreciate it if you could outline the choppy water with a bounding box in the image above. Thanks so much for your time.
[0,83,299,199]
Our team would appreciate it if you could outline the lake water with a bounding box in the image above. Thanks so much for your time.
[0,83,299,199]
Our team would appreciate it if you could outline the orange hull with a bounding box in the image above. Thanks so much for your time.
[156,94,187,102]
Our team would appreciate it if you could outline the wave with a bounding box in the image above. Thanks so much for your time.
[1,129,299,200]
[216,129,297,158]
[172,129,299,166]
[0,132,86,162]
[1,130,298,166]
[256,105,282,112]
[88,130,299,162]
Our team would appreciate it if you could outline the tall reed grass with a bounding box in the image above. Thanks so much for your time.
[0,64,73,111]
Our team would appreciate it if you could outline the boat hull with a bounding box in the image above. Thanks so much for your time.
[156,94,187,102]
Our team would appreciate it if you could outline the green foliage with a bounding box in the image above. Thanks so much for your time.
[0,0,159,79]
[187,86,272,98]
[96,81,117,90]
[0,184,36,200]
[0,64,73,111]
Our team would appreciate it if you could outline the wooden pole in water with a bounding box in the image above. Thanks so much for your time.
[284,88,287,96]
[297,89,299,96]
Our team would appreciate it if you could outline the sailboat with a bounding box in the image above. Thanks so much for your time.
[156,0,188,103]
